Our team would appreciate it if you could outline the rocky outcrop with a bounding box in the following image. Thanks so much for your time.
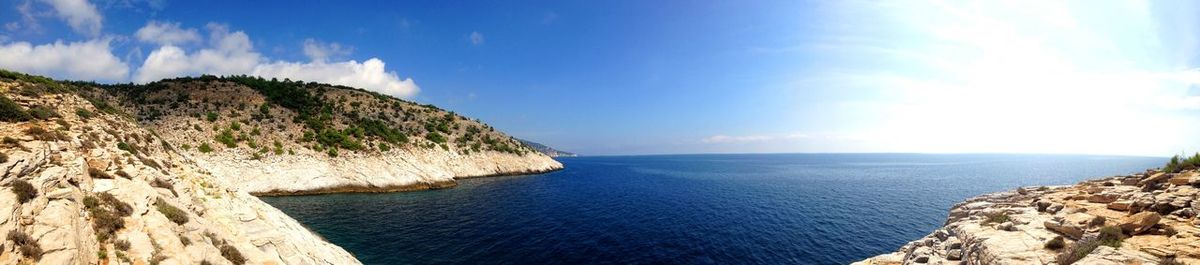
[856,170,1200,265]
[84,77,563,195]
[0,88,359,264]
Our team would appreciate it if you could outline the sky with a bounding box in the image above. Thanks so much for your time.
[2,0,1200,156]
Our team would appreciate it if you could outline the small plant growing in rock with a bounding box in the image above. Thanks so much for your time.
[89,167,114,179]
[116,142,132,152]
[114,239,130,251]
[1097,225,1124,247]
[982,212,1010,225]
[0,96,31,122]
[1088,216,1105,227]
[218,241,245,265]
[1044,236,1065,250]
[1057,237,1100,265]
[87,193,132,242]
[156,197,189,225]
[26,106,58,120]
[206,111,218,122]
[11,179,37,203]
[1160,256,1185,265]
[198,143,213,153]
[7,230,42,260]
[75,108,94,119]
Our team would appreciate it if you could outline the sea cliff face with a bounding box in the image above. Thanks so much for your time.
[0,87,359,264]
[191,147,561,195]
[855,170,1200,265]
[0,71,564,264]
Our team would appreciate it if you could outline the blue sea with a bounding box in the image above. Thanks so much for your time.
[260,154,1163,264]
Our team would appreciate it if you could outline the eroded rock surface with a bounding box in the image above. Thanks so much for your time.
[856,170,1200,265]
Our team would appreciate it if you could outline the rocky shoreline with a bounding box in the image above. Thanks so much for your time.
[249,166,565,196]
[855,169,1200,265]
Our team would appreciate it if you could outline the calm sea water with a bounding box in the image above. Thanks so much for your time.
[260,154,1162,264]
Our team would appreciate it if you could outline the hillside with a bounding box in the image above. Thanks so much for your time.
[67,74,562,195]
[0,74,359,264]
[518,139,577,157]
[0,69,563,264]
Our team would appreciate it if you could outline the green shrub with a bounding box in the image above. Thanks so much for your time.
[1097,225,1124,247]
[7,230,41,260]
[181,143,191,150]
[11,179,36,203]
[114,239,130,251]
[97,193,132,216]
[1088,216,1105,227]
[425,132,446,143]
[24,126,63,141]
[206,112,218,122]
[26,106,58,120]
[230,121,241,131]
[1045,236,1065,250]
[0,95,31,122]
[87,194,129,243]
[83,196,99,209]
[1058,236,1103,265]
[116,142,132,152]
[982,212,1009,225]
[198,143,213,153]
[219,242,245,265]
[75,108,93,119]
[155,197,188,225]
[216,129,237,148]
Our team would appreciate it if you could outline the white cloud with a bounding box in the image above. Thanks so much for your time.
[135,21,200,45]
[37,0,102,36]
[133,24,262,82]
[0,39,128,81]
[302,39,352,63]
[252,59,419,98]
[132,23,420,97]
[469,31,484,45]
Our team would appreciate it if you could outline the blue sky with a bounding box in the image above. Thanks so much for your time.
[3,0,1200,156]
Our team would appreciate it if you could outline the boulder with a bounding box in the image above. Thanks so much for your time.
[1107,201,1132,211]
[1117,212,1160,235]
[1168,175,1194,186]
[1044,218,1085,239]
[946,250,962,261]
[1140,172,1170,186]
[1088,193,1120,203]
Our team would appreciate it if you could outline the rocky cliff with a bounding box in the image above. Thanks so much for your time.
[0,80,358,264]
[75,75,562,195]
[855,169,1200,265]
[0,70,563,264]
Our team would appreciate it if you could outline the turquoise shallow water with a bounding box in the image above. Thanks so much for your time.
[260,153,1163,264]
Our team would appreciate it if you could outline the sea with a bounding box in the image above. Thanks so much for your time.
[259,153,1163,264]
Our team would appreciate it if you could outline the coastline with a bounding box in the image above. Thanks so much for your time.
[855,169,1199,264]
[251,166,565,196]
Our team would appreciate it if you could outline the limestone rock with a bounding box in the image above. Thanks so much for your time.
[1118,212,1160,235]
[1107,200,1132,211]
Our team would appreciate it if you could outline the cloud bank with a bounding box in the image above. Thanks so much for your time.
[0,1,421,98]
